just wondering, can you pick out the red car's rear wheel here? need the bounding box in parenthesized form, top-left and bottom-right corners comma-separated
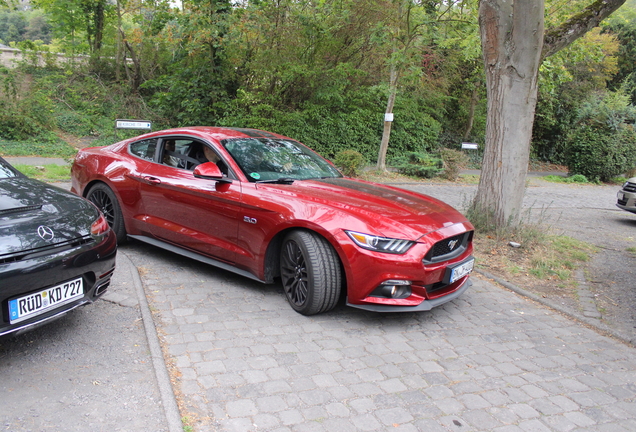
(86, 183, 127, 244)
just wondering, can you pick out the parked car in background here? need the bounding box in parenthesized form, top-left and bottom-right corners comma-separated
(71, 127, 474, 315)
(617, 177, 636, 214)
(0, 157, 117, 337)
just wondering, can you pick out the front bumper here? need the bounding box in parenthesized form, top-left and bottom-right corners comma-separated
(617, 189, 636, 214)
(0, 230, 117, 337)
(338, 224, 474, 311)
(347, 277, 472, 312)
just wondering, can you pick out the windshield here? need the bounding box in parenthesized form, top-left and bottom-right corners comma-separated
(0, 158, 20, 179)
(223, 138, 342, 182)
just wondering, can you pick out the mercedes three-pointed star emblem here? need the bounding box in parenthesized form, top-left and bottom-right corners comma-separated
(37, 225, 55, 241)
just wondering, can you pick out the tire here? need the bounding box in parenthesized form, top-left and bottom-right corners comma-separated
(86, 183, 127, 244)
(280, 230, 342, 315)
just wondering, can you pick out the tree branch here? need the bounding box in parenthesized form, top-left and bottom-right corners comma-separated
(542, 0, 627, 59)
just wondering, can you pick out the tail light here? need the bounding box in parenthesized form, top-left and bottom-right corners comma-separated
(91, 213, 110, 235)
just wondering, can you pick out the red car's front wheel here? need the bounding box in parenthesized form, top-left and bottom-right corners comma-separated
(280, 230, 341, 315)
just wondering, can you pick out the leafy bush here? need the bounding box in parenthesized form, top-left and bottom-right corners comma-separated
(565, 124, 636, 182)
(391, 152, 443, 179)
(564, 90, 636, 182)
(0, 137, 76, 157)
(439, 148, 469, 181)
(56, 111, 95, 136)
(333, 150, 365, 177)
(217, 87, 442, 162)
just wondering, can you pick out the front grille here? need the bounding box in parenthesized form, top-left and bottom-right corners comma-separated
(624, 182, 636, 193)
(0, 236, 93, 265)
(423, 231, 473, 263)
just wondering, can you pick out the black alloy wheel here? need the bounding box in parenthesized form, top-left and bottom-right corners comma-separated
(280, 230, 341, 315)
(86, 183, 127, 243)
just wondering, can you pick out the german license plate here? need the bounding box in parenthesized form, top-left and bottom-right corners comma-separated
(449, 258, 474, 283)
(9, 278, 84, 324)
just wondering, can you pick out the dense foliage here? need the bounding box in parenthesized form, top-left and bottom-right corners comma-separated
(0, 10, 51, 44)
(0, 0, 634, 177)
(564, 91, 636, 181)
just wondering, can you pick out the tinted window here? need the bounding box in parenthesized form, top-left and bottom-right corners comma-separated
(129, 139, 158, 161)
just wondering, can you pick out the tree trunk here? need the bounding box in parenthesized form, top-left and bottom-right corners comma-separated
(474, 0, 544, 227)
(463, 81, 480, 141)
(376, 61, 399, 171)
(115, 0, 122, 82)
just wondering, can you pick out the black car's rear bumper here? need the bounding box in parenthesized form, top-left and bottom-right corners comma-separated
(0, 230, 117, 337)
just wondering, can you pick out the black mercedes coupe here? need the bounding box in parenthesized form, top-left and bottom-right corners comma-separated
(0, 157, 117, 337)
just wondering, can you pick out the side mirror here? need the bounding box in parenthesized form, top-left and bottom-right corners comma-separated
(193, 162, 232, 184)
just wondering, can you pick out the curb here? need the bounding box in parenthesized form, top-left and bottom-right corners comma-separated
(118, 250, 184, 432)
(476, 269, 635, 347)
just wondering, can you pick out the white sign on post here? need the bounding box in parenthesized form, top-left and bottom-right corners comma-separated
(461, 142, 478, 150)
(115, 119, 152, 130)
(384, 113, 394, 122)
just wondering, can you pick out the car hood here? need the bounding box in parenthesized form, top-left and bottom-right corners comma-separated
(0, 178, 98, 255)
(261, 178, 472, 240)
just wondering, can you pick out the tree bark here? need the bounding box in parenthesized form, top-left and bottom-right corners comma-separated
(377, 60, 399, 171)
(542, 0, 627, 59)
(474, 0, 628, 228)
(475, 0, 544, 227)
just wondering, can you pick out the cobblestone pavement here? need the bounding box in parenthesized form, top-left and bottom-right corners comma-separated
(23, 165, 636, 431)
(124, 189, 636, 432)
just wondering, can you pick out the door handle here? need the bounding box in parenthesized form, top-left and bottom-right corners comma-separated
(143, 176, 162, 185)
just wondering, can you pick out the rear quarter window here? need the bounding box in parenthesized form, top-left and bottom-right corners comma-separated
(129, 139, 158, 161)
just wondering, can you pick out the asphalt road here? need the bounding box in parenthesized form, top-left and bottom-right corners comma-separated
(0, 253, 171, 432)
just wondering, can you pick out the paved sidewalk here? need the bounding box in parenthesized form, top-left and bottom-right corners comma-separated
(3, 156, 69, 166)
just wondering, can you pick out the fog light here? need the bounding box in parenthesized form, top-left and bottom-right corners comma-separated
(372, 280, 412, 299)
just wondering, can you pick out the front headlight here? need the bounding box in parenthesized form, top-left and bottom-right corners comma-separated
(345, 231, 415, 254)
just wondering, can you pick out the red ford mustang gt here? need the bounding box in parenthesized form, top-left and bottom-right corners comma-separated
(71, 127, 474, 315)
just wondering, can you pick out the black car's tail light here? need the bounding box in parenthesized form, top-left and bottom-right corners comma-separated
(91, 214, 110, 235)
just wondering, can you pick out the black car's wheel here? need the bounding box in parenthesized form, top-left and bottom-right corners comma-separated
(86, 183, 127, 244)
(280, 230, 341, 315)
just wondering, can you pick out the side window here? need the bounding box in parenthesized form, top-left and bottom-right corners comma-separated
(159, 137, 230, 176)
(161, 139, 198, 169)
(129, 139, 158, 161)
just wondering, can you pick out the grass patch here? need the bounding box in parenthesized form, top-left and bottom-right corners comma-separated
(542, 174, 594, 184)
(13, 164, 71, 181)
(467, 202, 598, 298)
(0, 139, 77, 158)
(474, 231, 597, 296)
(627, 247, 636, 255)
(359, 169, 479, 184)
